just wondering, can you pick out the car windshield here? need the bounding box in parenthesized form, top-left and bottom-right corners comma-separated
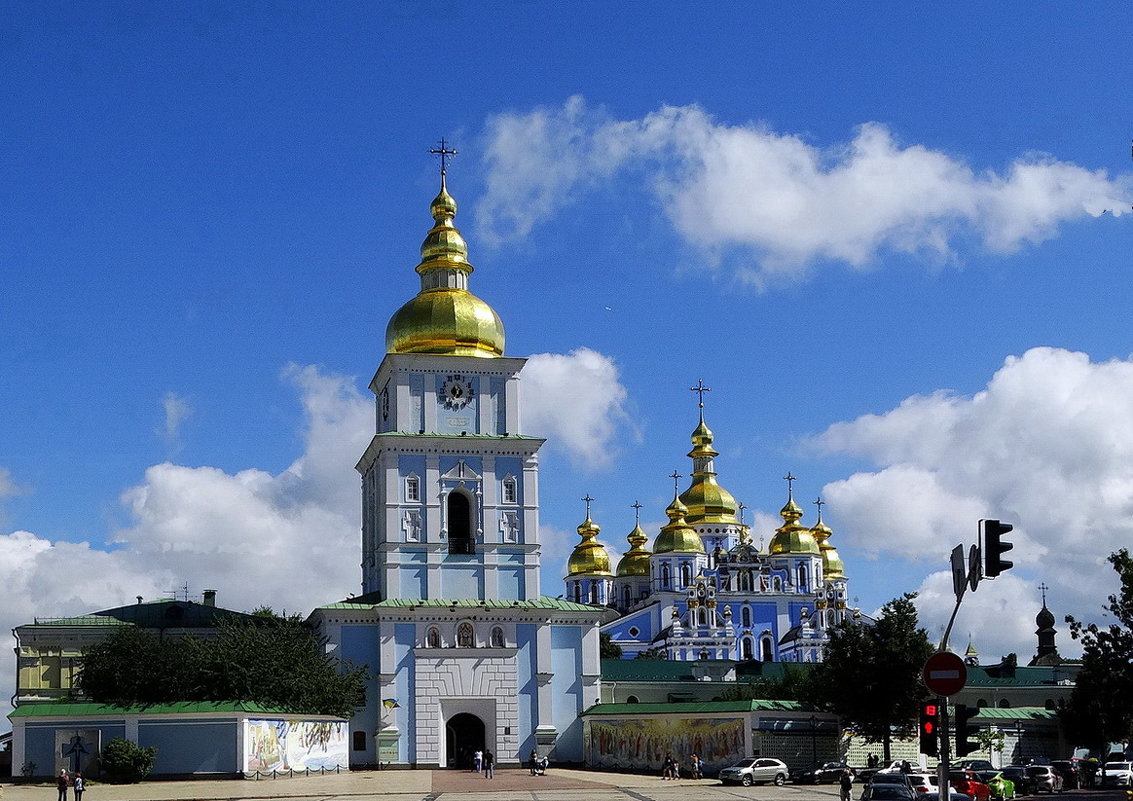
(868, 787, 912, 799)
(1105, 763, 1130, 771)
(730, 760, 757, 768)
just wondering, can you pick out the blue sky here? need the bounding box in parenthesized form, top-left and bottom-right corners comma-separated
(3, 2, 1132, 711)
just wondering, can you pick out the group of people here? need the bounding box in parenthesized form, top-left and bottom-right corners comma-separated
(661, 753, 704, 780)
(470, 748, 495, 778)
(56, 770, 85, 801)
(529, 748, 549, 775)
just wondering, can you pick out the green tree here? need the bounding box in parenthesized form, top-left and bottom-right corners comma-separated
(1061, 549, 1133, 752)
(599, 632, 623, 659)
(78, 617, 367, 717)
(99, 737, 158, 783)
(813, 594, 934, 763)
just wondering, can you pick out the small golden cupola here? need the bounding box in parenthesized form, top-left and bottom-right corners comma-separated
(616, 502, 653, 577)
(768, 474, 820, 555)
(810, 497, 845, 579)
(679, 380, 739, 525)
(385, 154, 505, 358)
(654, 491, 706, 554)
(566, 496, 612, 576)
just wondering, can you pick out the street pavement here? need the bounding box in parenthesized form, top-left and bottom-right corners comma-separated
(0, 768, 842, 801)
(0, 772, 1119, 801)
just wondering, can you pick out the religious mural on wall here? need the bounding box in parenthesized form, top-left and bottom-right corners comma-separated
(585, 716, 746, 772)
(244, 719, 348, 773)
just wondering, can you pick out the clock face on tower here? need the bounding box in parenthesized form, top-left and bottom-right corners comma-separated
(441, 374, 474, 410)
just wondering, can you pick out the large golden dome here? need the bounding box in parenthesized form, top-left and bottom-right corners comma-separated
(654, 494, 705, 554)
(567, 514, 612, 576)
(385, 176, 505, 357)
(679, 409, 739, 525)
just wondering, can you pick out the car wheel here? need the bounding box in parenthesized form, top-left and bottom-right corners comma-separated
(775, 773, 786, 786)
(742, 775, 753, 787)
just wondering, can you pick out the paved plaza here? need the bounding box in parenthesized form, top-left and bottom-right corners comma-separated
(1, 768, 846, 801)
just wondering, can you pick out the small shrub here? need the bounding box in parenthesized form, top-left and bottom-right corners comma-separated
(99, 737, 157, 783)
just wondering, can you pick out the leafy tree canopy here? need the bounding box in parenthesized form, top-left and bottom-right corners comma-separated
(599, 631, 623, 659)
(1061, 549, 1133, 750)
(77, 616, 367, 718)
(812, 594, 934, 762)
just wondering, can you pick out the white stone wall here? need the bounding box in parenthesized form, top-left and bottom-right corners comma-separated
(413, 653, 519, 765)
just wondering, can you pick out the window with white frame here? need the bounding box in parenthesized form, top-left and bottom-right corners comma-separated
(405, 474, 420, 502)
(502, 475, 517, 504)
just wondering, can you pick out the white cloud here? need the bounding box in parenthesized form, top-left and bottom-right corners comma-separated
(477, 98, 1132, 283)
(158, 392, 193, 453)
(811, 346, 1133, 658)
(523, 347, 633, 469)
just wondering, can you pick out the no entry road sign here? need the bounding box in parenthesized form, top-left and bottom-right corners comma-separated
(923, 651, 967, 696)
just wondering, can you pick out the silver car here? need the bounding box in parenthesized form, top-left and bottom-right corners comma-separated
(719, 757, 790, 786)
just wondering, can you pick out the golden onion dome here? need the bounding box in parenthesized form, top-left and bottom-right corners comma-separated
(810, 508, 845, 579)
(768, 491, 820, 555)
(616, 523, 652, 577)
(385, 175, 505, 357)
(654, 494, 706, 554)
(680, 410, 739, 525)
(566, 514, 612, 576)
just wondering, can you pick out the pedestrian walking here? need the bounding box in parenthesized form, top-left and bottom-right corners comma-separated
(529, 747, 539, 775)
(840, 768, 854, 801)
(72, 773, 84, 801)
(473, 748, 483, 773)
(484, 749, 494, 778)
(56, 770, 69, 801)
(662, 754, 674, 779)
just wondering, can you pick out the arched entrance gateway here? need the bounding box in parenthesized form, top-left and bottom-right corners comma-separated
(445, 713, 485, 769)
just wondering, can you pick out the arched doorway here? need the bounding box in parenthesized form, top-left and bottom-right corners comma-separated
(445, 712, 485, 769)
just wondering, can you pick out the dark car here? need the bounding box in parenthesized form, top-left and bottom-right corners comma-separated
(862, 784, 917, 801)
(870, 773, 916, 791)
(1050, 760, 1081, 789)
(796, 762, 855, 784)
(1001, 766, 1037, 795)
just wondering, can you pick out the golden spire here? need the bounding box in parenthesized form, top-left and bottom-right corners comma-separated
(616, 500, 653, 577)
(679, 380, 739, 525)
(566, 494, 613, 576)
(768, 472, 820, 555)
(385, 140, 505, 357)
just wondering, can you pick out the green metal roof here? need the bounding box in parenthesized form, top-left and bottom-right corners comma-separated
(583, 699, 803, 716)
(965, 665, 1078, 687)
(964, 706, 1057, 721)
(8, 700, 325, 718)
(316, 595, 603, 612)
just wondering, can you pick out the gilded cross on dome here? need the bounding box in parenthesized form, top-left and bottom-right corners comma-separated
(428, 138, 459, 176)
(689, 378, 712, 408)
(783, 472, 797, 497)
(814, 496, 825, 519)
(582, 493, 594, 519)
(669, 470, 682, 493)
(631, 500, 643, 525)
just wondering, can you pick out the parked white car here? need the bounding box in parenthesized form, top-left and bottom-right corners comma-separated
(1101, 761, 1133, 788)
(719, 757, 790, 786)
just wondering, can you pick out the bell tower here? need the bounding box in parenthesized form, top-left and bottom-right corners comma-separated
(357, 147, 545, 602)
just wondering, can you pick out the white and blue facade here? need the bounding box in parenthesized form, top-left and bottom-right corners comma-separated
(309, 175, 610, 769)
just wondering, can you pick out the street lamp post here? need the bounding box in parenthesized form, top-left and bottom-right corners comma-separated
(811, 715, 818, 765)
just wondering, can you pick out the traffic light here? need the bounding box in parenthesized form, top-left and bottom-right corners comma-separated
(981, 518, 1014, 578)
(919, 701, 940, 757)
(955, 703, 979, 757)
